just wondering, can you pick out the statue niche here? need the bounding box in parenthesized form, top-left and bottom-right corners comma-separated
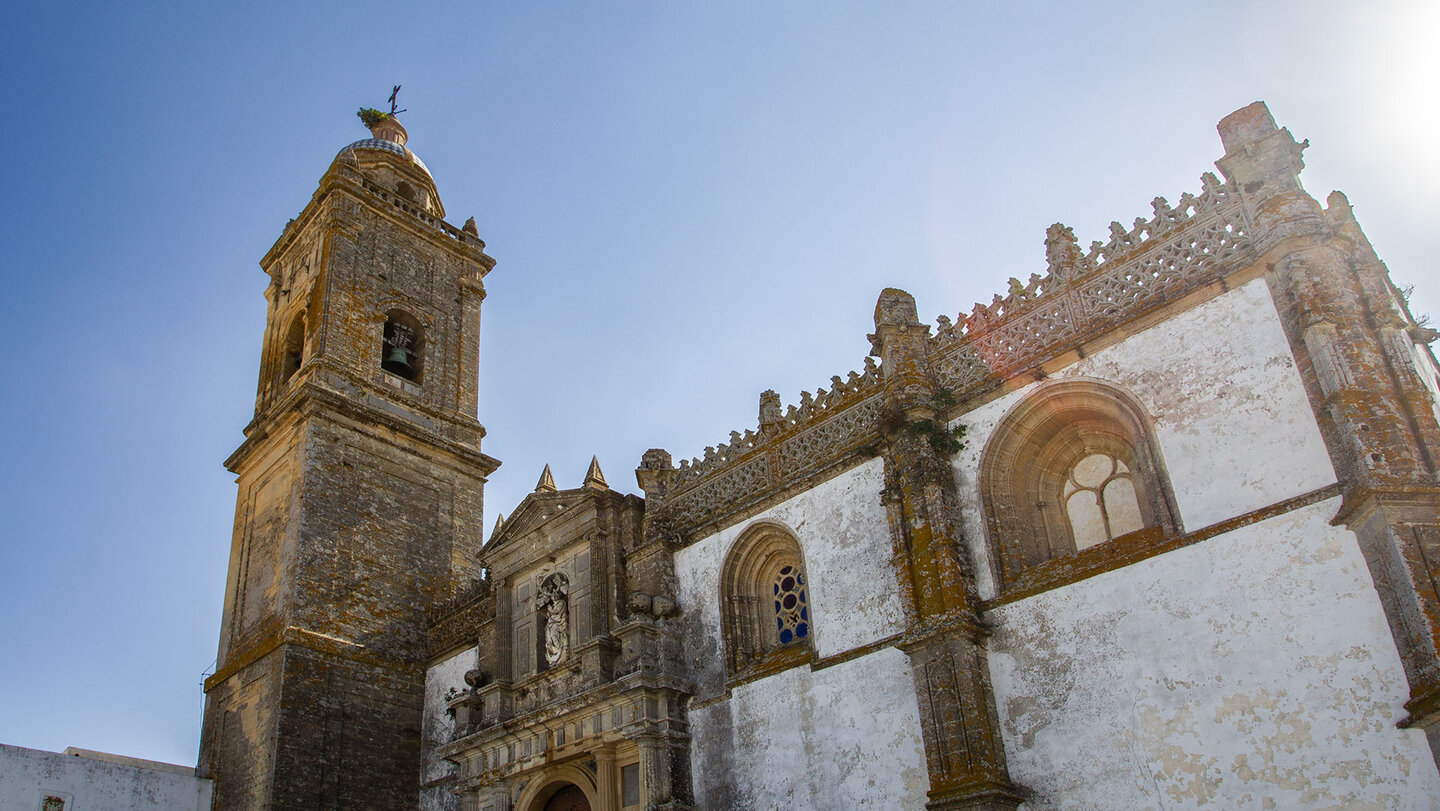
(536, 573, 570, 668)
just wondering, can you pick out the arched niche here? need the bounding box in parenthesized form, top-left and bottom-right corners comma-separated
(979, 378, 1180, 591)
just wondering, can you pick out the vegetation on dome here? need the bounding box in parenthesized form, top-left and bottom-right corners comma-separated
(357, 107, 392, 128)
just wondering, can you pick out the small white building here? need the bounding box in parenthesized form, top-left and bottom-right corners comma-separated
(0, 744, 211, 811)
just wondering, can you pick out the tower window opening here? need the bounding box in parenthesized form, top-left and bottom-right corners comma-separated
(381, 310, 424, 382)
(280, 312, 305, 384)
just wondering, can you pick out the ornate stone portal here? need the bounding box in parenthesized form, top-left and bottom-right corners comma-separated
(434, 462, 693, 811)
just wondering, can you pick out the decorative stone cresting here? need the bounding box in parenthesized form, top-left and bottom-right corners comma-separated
(662, 173, 1256, 540)
(932, 173, 1253, 392)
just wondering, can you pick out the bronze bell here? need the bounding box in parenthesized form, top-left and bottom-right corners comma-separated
(382, 346, 414, 378)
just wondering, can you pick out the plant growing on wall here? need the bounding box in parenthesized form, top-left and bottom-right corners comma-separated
(357, 107, 391, 129)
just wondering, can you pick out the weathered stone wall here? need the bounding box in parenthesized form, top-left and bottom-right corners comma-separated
(675, 458, 922, 805)
(0, 744, 212, 810)
(422, 646, 477, 811)
(949, 278, 1440, 805)
(202, 123, 499, 810)
(197, 647, 282, 807)
(258, 648, 425, 809)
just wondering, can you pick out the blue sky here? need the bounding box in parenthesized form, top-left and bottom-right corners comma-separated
(1, 2, 1436, 767)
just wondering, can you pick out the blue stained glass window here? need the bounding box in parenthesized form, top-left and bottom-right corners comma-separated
(771, 564, 810, 648)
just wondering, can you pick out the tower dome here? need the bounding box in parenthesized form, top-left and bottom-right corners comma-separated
(337, 114, 432, 177)
(335, 113, 443, 217)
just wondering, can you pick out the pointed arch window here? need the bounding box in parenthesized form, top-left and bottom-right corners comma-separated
(980, 379, 1180, 592)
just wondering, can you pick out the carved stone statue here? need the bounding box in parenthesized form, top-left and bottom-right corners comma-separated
(537, 573, 570, 666)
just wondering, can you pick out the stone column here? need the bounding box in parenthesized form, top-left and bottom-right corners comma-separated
(1218, 102, 1440, 754)
(872, 289, 1023, 810)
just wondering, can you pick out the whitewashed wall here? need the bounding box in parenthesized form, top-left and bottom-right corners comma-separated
(990, 498, 1440, 808)
(0, 744, 211, 810)
(675, 457, 924, 807)
(421, 646, 478, 811)
(946, 279, 1440, 805)
(952, 278, 1338, 599)
(675, 457, 904, 697)
(689, 647, 927, 810)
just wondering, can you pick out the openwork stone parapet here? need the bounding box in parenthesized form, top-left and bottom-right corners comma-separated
(661, 174, 1258, 540)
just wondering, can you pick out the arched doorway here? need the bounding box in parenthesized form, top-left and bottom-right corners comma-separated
(543, 783, 590, 811)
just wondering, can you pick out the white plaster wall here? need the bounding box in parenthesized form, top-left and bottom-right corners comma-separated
(952, 278, 1337, 599)
(689, 647, 928, 810)
(421, 646, 478, 811)
(0, 744, 211, 810)
(674, 457, 903, 697)
(988, 497, 1440, 809)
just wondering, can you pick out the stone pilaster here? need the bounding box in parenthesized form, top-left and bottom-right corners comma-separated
(871, 289, 1023, 810)
(594, 746, 619, 811)
(634, 731, 691, 811)
(1218, 102, 1440, 746)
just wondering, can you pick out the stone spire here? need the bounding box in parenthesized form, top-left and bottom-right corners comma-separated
(492, 512, 505, 535)
(582, 456, 609, 490)
(535, 464, 557, 492)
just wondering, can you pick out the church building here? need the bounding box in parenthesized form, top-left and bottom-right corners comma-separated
(198, 102, 1440, 809)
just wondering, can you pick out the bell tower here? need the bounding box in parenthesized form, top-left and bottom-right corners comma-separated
(198, 110, 500, 809)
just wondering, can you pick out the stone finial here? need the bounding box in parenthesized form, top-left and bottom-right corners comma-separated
(462, 217, 479, 236)
(639, 449, 673, 470)
(535, 464, 558, 492)
(874, 288, 920, 328)
(635, 449, 675, 495)
(1325, 191, 1354, 221)
(759, 389, 782, 431)
(492, 512, 505, 534)
(1044, 222, 1085, 282)
(582, 456, 609, 490)
(1217, 101, 1275, 156)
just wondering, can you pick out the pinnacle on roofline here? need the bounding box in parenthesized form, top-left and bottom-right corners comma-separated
(583, 456, 608, 491)
(535, 464, 557, 493)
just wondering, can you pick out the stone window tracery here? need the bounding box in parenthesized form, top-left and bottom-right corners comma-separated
(980, 379, 1179, 591)
(721, 523, 814, 680)
(1063, 451, 1143, 549)
(771, 564, 809, 644)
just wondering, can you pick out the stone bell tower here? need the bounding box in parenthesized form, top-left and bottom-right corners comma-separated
(198, 111, 500, 809)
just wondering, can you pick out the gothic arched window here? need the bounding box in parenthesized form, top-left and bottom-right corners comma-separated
(381, 309, 424, 382)
(980, 379, 1179, 591)
(720, 523, 814, 682)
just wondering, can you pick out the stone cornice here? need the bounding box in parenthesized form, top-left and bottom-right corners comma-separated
(226, 365, 499, 477)
(260, 158, 494, 273)
(204, 623, 420, 692)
